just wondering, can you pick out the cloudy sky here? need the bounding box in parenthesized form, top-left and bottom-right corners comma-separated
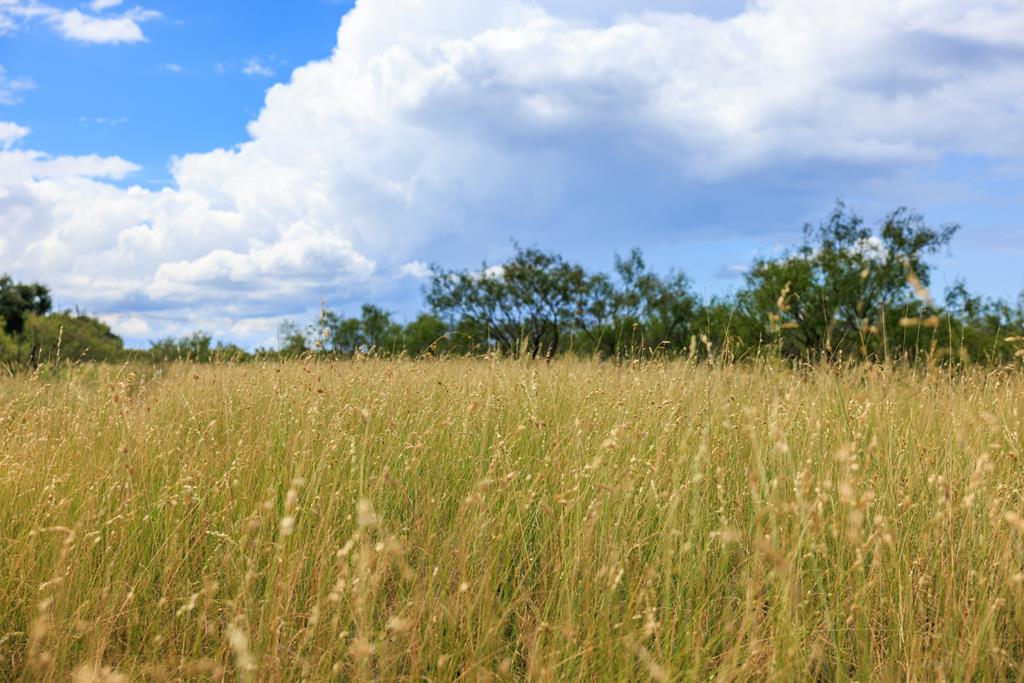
(1, 0, 1023, 348)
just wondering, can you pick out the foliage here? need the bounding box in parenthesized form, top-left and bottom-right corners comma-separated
(0, 322, 17, 369)
(0, 274, 52, 336)
(3, 203, 1024, 367)
(941, 284, 1024, 364)
(733, 203, 959, 361)
(22, 312, 125, 364)
(148, 332, 250, 362)
(427, 245, 599, 358)
(271, 320, 310, 356)
(149, 331, 213, 362)
(397, 313, 450, 356)
(573, 249, 699, 357)
(322, 305, 404, 354)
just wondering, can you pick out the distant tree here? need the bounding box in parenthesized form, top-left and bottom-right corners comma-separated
(323, 305, 403, 354)
(0, 275, 52, 336)
(23, 312, 124, 364)
(0, 322, 18, 368)
(358, 305, 403, 351)
(147, 331, 249, 362)
(278, 320, 309, 356)
(734, 202, 959, 360)
(427, 245, 599, 358)
(148, 337, 182, 361)
(575, 249, 698, 356)
(211, 342, 250, 361)
(179, 332, 213, 360)
(323, 313, 361, 354)
(943, 282, 1024, 363)
(150, 331, 214, 361)
(401, 313, 449, 356)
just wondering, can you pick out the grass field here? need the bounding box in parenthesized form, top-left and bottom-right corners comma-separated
(2, 359, 1024, 681)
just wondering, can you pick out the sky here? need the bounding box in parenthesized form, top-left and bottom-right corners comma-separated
(1, 0, 1023, 349)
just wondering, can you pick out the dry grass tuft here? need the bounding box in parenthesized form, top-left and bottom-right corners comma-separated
(1, 358, 1023, 679)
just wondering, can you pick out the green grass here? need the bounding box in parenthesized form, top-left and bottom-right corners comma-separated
(2, 358, 1024, 680)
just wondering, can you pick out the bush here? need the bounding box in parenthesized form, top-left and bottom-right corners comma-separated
(22, 312, 124, 364)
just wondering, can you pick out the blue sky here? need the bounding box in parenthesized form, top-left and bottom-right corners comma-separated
(1, 1, 350, 185)
(1, 0, 1023, 348)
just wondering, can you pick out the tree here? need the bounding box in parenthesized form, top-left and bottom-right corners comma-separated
(943, 283, 1024, 363)
(0, 322, 17, 368)
(149, 332, 213, 361)
(23, 312, 124, 364)
(426, 245, 599, 358)
(323, 313, 361, 354)
(358, 305, 403, 351)
(277, 320, 309, 356)
(734, 202, 959, 360)
(574, 249, 698, 356)
(401, 313, 450, 356)
(148, 332, 249, 362)
(0, 275, 52, 336)
(321, 305, 402, 354)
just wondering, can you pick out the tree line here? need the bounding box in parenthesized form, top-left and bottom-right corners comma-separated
(3, 202, 1023, 370)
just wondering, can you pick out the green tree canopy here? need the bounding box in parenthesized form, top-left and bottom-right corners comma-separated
(0, 274, 52, 336)
(735, 202, 959, 360)
(148, 332, 248, 362)
(573, 249, 698, 356)
(427, 245, 600, 358)
(322, 305, 403, 354)
(400, 313, 450, 356)
(23, 312, 124, 364)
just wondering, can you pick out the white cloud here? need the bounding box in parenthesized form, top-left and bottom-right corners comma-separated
(231, 317, 280, 337)
(0, 121, 29, 149)
(242, 58, 274, 77)
(0, 1, 159, 44)
(0, 147, 138, 180)
(53, 8, 157, 44)
(717, 263, 750, 279)
(0, 0, 52, 33)
(89, 0, 124, 11)
(149, 223, 375, 301)
(162, 63, 183, 73)
(1, 0, 1023, 345)
(79, 116, 128, 126)
(0, 66, 34, 105)
(399, 261, 432, 279)
(99, 313, 149, 337)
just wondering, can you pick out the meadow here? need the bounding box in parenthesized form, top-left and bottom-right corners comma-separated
(2, 358, 1024, 681)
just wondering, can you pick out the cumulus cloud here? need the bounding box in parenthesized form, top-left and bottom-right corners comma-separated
(0, 1, 159, 44)
(0, 121, 29, 149)
(0, 0, 50, 34)
(53, 7, 158, 44)
(1, 0, 1023, 345)
(99, 313, 149, 337)
(0, 66, 34, 105)
(0, 145, 138, 179)
(79, 116, 128, 126)
(717, 263, 750, 279)
(89, 0, 124, 11)
(150, 223, 375, 301)
(399, 261, 432, 279)
(241, 58, 275, 77)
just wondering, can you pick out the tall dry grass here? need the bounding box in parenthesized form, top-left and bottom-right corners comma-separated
(1, 358, 1023, 680)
